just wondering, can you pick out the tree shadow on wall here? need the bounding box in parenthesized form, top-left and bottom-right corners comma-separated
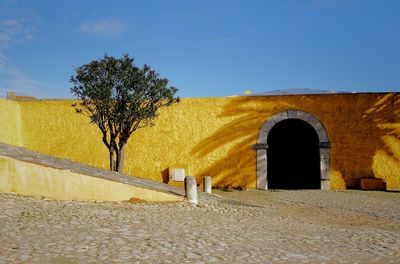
(319, 92, 400, 188)
(190, 93, 400, 189)
(190, 97, 294, 188)
(362, 93, 400, 189)
(161, 168, 169, 184)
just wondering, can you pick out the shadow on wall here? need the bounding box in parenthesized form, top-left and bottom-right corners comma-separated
(319, 94, 391, 189)
(363, 93, 400, 190)
(190, 97, 294, 189)
(161, 168, 169, 184)
(190, 93, 400, 190)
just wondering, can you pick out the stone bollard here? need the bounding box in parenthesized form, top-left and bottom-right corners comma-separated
(184, 176, 198, 204)
(203, 176, 212, 194)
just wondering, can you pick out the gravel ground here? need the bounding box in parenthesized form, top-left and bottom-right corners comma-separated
(1, 190, 399, 263)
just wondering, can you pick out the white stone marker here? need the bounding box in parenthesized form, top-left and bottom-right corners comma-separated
(184, 176, 198, 205)
(203, 176, 212, 194)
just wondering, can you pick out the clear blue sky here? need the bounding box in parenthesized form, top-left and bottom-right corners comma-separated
(0, 0, 399, 98)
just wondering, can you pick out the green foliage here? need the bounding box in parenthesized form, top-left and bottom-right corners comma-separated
(70, 54, 179, 171)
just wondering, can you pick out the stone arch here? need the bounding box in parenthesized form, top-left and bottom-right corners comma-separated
(254, 110, 330, 190)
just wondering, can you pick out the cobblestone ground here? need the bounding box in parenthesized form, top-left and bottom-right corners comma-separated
(1, 190, 400, 263)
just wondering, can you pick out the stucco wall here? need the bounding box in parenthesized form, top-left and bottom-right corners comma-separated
(2, 93, 400, 190)
(0, 99, 23, 147)
(0, 156, 180, 202)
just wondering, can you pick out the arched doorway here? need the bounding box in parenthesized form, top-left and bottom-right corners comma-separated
(267, 119, 320, 189)
(254, 110, 330, 190)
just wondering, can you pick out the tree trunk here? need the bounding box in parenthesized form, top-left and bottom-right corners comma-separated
(117, 143, 126, 173)
(109, 147, 116, 171)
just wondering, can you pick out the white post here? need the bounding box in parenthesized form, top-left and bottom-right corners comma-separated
(203, 176, 212, 194)
(184, 176, 198, 204)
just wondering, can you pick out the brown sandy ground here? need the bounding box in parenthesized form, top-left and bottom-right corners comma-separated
(0, 190, 399, 263)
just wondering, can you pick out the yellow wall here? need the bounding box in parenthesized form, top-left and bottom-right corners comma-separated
(2, 93, 400, 191)
(0, 99, 23, 147)
(0, 156, 181, 202)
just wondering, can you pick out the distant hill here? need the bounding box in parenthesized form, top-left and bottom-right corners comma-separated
(252, 88, 354, 96)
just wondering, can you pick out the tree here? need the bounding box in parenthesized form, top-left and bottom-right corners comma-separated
(70, 54, 179, 173)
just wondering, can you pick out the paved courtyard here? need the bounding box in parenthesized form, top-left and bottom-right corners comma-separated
(1, 190, 399, 263)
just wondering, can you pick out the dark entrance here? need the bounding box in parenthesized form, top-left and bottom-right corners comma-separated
(267, 119, 321, 189)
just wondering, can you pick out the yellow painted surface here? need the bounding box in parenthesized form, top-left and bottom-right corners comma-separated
(0, 99, 23, 147)
(1, 93, 399, 190)
(0, 156, 181, 202)
(329, 170, 346, 190)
